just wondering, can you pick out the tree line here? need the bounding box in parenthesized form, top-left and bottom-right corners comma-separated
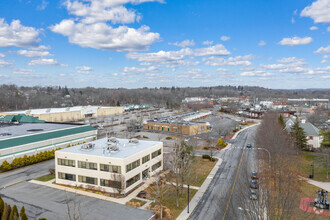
(0, 195, 28, 220)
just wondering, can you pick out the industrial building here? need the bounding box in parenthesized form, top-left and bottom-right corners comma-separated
(0, 123, 97, 164)
(143, 111, 211, 135)
(55, 137, 163, 195)
(0, 105, 123, 122)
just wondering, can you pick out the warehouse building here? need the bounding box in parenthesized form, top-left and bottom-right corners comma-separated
(143, 111, 211, 135)
(55, 137, 163, 195)
(0, 105, 123, 122)
(0, 123, 97, 164)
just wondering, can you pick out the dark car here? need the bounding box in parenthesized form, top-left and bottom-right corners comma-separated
(246, 143, 252, 148)
(251, 171, 258, 179)
(250, 179, 259, 189)
(250, 189, 258, 200)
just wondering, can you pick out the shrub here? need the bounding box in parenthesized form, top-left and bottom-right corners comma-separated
(202, 154, 211, 160)
(0, 160, 12, 171)
(165, 137, 172, 140)
(216, 138, 228, 147)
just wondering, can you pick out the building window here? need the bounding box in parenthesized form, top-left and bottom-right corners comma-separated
(126, 174, 140, 188)
(151, 149, 162, 159)
(151, 126, 153, 130)
(201, 126, 205, 131)
(126, 159, 140, 173)
(100, 164, 121, 174)
(152, 161, 162, 171)
(309, 136, 313, 140)
(100, 179, 122, 189)
(58, 158, 75, 167)
(142, 155, 150, 164)
(78, 175, 98, 185)
(58, 172, 76, 181)
(78, 161, 97, 170)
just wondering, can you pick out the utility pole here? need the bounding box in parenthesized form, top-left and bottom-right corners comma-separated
(187, 184, 190, 213)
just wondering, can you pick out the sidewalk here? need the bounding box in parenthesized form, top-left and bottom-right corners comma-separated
(176, 157, 223, 220)
(306, 179, 330, 192)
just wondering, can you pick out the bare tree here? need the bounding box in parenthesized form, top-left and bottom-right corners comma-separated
(150, 173, 169, 220)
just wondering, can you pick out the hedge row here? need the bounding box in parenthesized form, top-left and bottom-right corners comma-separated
(0, 142, 85, 172)
(0, 195, 28, 220)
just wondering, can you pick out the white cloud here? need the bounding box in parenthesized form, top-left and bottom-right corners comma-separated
(177, 68, 210, 79)
(220, 36, 230, 41)
(204, 54, 255, 66)
(258, 40, 266, 46)
(37, 0, 48, 11)
(314, 46, 330, 54)
(0, 53, 5, 58)
(301, 0, 330, 24)
(321, 60, 327, 64)
(115, 66, 159, 76)
(17, 50, 53, 58)
(240, 71, 274, 77)
(51, 20, 160, 51)
(216, 68, 229, 73)
(277, 57, 304, 63)
(324, 55, 329, 59)
(202, 40, 213, 45)
(305, 66, 330, 75)
(0, 18, 40, 48)
(169, 40, 195, 48)
(321, 75, 330, 79)
(194, 44, 230, 56)
(328, 26, 330, 32)
(310, 26, 318, 30)
(240, 66, 255, 71)
(75, 65, 93, 74)
(12, 68, 34, 75)
(0, 59, 13, 67)
(28, 58, 58, 66)
(279, 66, 306, 73)
(278, 36, 312, 46)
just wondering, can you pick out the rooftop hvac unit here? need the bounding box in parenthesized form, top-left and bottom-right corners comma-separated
(108, 137, 118, 143)
(129, 138, 139, 144)
(81, 143, 94, 150)
(107, 143, 119, 151)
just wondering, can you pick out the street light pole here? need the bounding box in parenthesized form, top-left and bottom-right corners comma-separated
(187, 184, 190, 213)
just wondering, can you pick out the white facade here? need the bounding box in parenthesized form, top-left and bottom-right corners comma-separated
(55, 138, 163, 195)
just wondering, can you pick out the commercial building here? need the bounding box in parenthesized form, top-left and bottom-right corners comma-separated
(0, 105, 123, 122)
(143, 111, 211, 135)
(0, 123, 97, 164)
(55, 137, 163, 195)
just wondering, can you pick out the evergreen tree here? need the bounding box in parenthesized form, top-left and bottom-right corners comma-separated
(1, 203, 9, 220)
(0, 161, 12, 171)
(320, 130, 330, 148)
(20, 213, 27, 220)
(19, 207, 25, 218)
(278, 114, 285, 128)
(0, 196, 4, 217)
(10, 205, 18, 220)
(290, 118, 308, 150)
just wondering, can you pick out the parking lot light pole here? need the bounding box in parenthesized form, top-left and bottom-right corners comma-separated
(187, 184, 190, 213)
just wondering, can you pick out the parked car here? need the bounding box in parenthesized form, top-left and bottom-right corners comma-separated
(250, 179, 259, 189)
(251, 171, 258, 179)
(250, 189, 258, 200)
(246, 143, 252, 148)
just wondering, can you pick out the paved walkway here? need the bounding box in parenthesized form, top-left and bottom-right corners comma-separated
(306, 178, 330, 192)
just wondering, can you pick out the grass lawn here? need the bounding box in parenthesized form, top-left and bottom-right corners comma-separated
(126, 198, 147, 208)
(185, 156, 218, 187)
(298, 154, 329, 182)
(145, 186, 197, 219)
(35, 174, 55, 182)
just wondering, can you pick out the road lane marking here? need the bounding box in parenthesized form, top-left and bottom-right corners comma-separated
(222, 135, 249, 220)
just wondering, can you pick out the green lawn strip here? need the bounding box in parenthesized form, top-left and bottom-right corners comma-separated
(34, 174, 55, 182)
(162, 188, 197, 219)
(185, 157, 218, 187)
(298, 154, 329, 182)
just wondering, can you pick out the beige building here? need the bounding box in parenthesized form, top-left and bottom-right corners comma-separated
(0, 106, 123, 122)
(55, 138, 163, 195)
(143, 121, 209, 135)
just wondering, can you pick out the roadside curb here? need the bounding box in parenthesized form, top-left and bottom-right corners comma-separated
(231, 123, 260, 140)
(176, 156, 224, 220)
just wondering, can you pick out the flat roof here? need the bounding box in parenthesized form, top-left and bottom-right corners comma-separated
(0, 124, 96, 149)
(0, 123, 80, 140)
(58, 138, 162, 159)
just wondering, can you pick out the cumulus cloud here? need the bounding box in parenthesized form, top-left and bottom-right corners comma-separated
(278, 36, 312, 46)
(321, 60, 327, 64)
(51, 0, 162, 51)
(28, 58, 58, 66)
(277, 57, 304, 63)
(17, 50, 53, 58)
(169, 40, 195, 48)
(177, 68, 211, 79)
(301, 0, 330, 24)
(258, 40, 266, 46)
(51, 19, 160, 51)
(240, 71, 274, 77)
(204, 54, 255, 66)
(12, 68, 35, 75)
(216, 68, 229, 73)
(0, 18, 40, 48)
(0, 53, 5, 58)
(220, 36, 230, 41)
(0, 59, 13, 67)
(202, 40, 213, 45)
(114, 66, 159, 76)
(314, 45, 330, 54)
(310, 26, 318, 30)
(75, 65, 93, 74)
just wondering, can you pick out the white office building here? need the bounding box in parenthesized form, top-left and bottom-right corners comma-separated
(55, 137, 163, 195)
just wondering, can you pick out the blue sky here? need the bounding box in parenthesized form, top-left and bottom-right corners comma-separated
(0, 0, 329, 89)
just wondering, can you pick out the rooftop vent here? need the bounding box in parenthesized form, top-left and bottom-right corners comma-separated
(108, 137, 118, 143)
(81, 143, 95, 151)
(129, 138, 139, 144)
(107, 143, 119, 151)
